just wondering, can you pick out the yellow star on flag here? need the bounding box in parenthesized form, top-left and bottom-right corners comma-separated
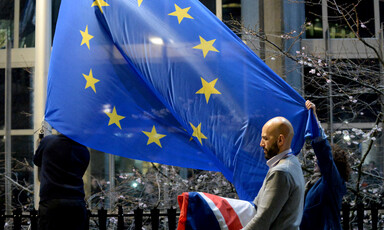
(190, 122, 207, 145)
(196, 77, 221, 103)
(91, 0, 109, 13)
(142, 125, 166, 147)
(80, 25, 94, 50)
(193, 36, 219, 58)
(138, 0, 143, 7)
(168, 4, 194, 24)
(105, 107, 125, 129)
(82, 69, 100, 93)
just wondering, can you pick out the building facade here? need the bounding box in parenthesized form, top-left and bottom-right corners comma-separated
(0, 0, 382, 212)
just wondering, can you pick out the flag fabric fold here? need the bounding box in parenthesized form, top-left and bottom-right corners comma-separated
(45, 0, 314, 201)
(177, 192, 256, 230)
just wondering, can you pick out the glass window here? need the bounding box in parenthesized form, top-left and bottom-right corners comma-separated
(89, 149, 110, 209)
(328, 0, 374, 38)
(0, 68, 30, 130)
(0, 1, 14, 49)
(304, 59, 381, 123)
(380, 0, 384, 27)
(333, 128, 383, 187)
(52, 0, 61, 43)
(19, 0, 35, 48)
(10, 135, 34, 209)
(115, 156, 136, 176)
(305, 0, 323, 39)
(331, 59, 380, 122)
(199, 0, 216, 15)
(222, 0, 241, 22)
(303, 66, 329, 121)
(12, 68, 33, 129)
(18, 0, 62, 47)
(0, 69, 4, 129)
(222, 0, 241, 37)
(0, 135, 4, 210)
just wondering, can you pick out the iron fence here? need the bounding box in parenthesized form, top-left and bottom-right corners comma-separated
(1, 203, 383, 230)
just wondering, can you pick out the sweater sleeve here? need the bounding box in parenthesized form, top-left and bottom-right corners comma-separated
(312, 138, 343, 186)
(242, 170, 291, 230)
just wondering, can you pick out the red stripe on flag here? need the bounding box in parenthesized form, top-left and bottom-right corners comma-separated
(203, 193, 243, 229)
(177, 192, 189, 230)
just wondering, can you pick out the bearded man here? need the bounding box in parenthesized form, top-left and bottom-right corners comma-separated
(242, 117, 305, 230)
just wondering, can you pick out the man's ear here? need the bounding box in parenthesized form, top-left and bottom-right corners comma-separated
(278, 134, 285, 146)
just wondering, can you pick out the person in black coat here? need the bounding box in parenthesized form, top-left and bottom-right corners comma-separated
(34, 134, 90, 230)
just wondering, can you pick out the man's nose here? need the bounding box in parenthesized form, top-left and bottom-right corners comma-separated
(260, 140, 264, 147)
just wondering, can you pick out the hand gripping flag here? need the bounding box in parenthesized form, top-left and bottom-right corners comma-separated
(177, 192, 256, 230)
(45, 0, 317, 201)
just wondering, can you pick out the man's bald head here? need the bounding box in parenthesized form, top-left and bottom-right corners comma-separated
(260, 117, 294, 159)
(265, 117, 294, 143)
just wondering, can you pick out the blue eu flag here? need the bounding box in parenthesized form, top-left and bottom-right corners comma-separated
(46, 0, 316, 201)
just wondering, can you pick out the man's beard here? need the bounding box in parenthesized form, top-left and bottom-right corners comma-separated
(264, 141, 279, 160)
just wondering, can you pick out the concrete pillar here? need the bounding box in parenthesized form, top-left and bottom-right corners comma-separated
(263, 0, 284, 78)
(33, 0, 52, 209)
(283, 1, 305, 94)
(241, 0, 262, 57)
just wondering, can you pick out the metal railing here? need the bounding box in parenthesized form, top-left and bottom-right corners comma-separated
(1, 203, 383, 230)
(0, 206, 177, 230)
